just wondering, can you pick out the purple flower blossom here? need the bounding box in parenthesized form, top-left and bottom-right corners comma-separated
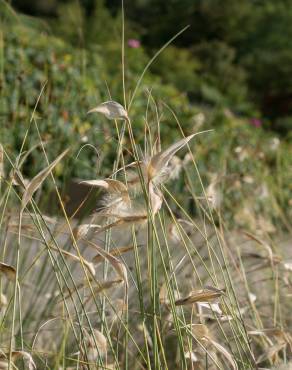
(127, 39, 141, 48)
(250, 118, 262, 127)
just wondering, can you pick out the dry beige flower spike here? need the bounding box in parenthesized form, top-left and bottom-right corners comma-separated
(88, 100, 128, 120)
(73, 223, 101, 240)
(80, 178, 131, 218)
(21, 149, 69, 212)
(49, 246, 95, 276)
(192, 324, 238, 370)
(88, 241, 128, 283)
(92, 244, 137, 263)
(81, 178, 154, 234)
(0, 293, 7, 309)
(147, 133, 197, 183)
(175, 286, 224, 306)
(0, 351, 36, 370)
(0, 262, 16, 281)
(80, 131, 211, 233)
(128, 130, 212, 186)
(83, 328, 107, 362)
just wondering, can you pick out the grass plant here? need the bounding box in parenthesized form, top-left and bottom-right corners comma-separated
(0, 3, 291, 369)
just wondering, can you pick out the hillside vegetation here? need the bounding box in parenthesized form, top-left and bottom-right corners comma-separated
(1, 2, 291, 229)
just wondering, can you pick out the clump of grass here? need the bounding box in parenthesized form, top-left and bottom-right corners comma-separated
(0, 10, 291, 370)
(1, 92, 291, 369)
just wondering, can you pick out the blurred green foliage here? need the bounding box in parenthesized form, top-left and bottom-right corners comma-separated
(0, 1, 291, 229)
(0, 1, 198, 180)
(10, 0, 292, 132)
(115, 0, 292, 131)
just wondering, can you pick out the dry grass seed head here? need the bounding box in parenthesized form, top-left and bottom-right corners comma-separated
(21, 149, 69, 212)
(49, 246, 96, 277)
(175, 286, 224, 306)
(0, 351, 36, 370)
(74, 224, 101, 240)
(84, 328, 107, 363)
(0, 262, 16, 281)
(92, 245, 137, 264)
(0, 293, 7, 309)
(87, 101, 128, 121)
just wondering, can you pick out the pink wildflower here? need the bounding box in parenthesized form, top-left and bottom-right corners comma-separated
(250, 118, 262, 127)
(127, 39, 141, 48)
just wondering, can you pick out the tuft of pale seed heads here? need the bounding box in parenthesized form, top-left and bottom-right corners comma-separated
(88, 101, 128, 121)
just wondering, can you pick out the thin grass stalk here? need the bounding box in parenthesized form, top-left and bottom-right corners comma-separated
(17, 284, 24, 352)
(131, 226, 145, 317)
(33, 208, 112, 369)
(161, 187, 249, 366)
(235, 245, 268, 354)
(7, 83, 47, 368)
(123, 116, 157, 366)
(147, 200, 160, 369)
(2, 156, 87, 354)
(80, 240, 149, 365)
(178, 318, 223, 369)
(156, 212, 190, 369)
(32, 120, 120, 367)
(8, 246, 20, 370)
(164, 105, 255, 366)
(128, 26, 190, 110)
(183, 173, 251, 364)
(29, 203, 86, 352)
(142, 320, 152, 370)
(154, 316, 168, 370)
(187, 175, 252, 362)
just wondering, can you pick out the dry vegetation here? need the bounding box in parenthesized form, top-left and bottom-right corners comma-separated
(0, 95, 291, 370)
(0, 7, 291, 366)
